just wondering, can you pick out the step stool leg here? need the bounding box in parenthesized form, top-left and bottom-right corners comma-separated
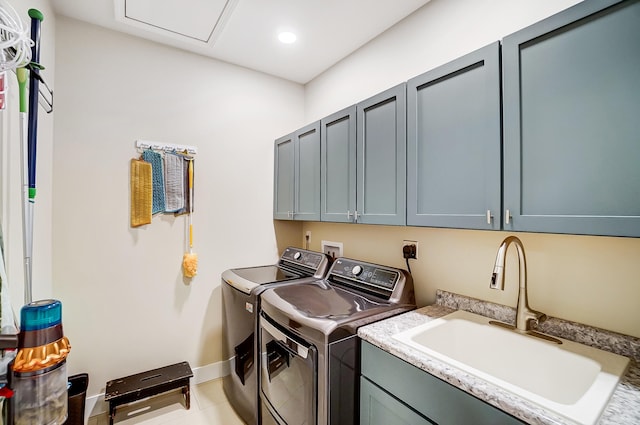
(183, 384, 191, 409)
(109, 402, 116, 425)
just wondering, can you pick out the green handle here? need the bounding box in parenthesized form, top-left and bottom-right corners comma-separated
(28, 9, 44, 22)
(16, 68, 28, 113)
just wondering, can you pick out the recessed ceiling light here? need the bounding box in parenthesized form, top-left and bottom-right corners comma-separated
(278, 31, 297, 44)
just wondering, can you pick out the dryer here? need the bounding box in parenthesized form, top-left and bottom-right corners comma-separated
(222, 247, 331, 425)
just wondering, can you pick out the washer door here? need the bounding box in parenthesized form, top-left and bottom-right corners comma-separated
(260, 313, 317, 425)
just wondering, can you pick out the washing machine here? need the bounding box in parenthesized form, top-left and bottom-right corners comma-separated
(258, 257, 415, 425)
(222, 247, 332, 425)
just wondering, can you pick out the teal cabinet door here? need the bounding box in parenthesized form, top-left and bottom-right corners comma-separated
(321, 106, 357, 223)
(407, 42, 501, 230)
(273, 134, 295, 219)
(294, 122, 321, 221)
(273, 122, 321, 221)
(356, 84, 407, 226)
(360, 378, 432, 425)
(502, 0, 640, 237)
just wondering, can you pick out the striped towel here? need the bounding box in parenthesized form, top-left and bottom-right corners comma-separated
(142, 150, 165, 214)
(164, 152, 185, 213)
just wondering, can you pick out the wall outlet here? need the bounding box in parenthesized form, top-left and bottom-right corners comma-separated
(402, 240, 418, 259)
(321, 240, 343, 259)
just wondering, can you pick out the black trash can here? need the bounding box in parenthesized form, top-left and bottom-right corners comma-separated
(64, 373, 88, 425)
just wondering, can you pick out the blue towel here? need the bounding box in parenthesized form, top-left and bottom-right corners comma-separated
(142, 150, 165, 214)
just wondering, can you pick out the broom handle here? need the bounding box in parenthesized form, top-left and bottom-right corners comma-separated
(27, 9, 43, 201)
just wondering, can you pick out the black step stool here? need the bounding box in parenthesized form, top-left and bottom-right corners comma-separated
(104, 361, 193, 425)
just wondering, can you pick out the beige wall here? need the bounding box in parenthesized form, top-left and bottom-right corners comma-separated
(297, 0, 640, 339)
(53, 17, 305, 396)
(300, 223, 640, 338)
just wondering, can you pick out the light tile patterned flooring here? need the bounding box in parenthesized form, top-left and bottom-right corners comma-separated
(89, 378, 245, 425)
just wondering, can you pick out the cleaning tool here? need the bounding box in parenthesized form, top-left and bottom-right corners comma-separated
(27, 9, 43, 202)
(130, 159, 152, 227)
(182, 159, 197, 277)
(17, 66, 32, 305)
(16, 8, 43, 305)
(10, 300, 71, 425)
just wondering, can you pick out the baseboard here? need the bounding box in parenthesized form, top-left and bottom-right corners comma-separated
(85, 359, 230, 422)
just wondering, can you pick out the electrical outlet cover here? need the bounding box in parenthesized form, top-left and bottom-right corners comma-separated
(321, 240, 343, 258)
(402, 240, 419, 259)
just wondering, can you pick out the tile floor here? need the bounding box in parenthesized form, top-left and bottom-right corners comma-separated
(89, 378, 245, 425)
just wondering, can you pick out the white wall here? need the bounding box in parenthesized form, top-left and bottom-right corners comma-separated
(0, 0, 56, 317)
(53, 17, 305, 396)
(301, 0, 640, 339)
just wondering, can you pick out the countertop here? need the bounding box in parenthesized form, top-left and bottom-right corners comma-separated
(357, 290, 640, 425)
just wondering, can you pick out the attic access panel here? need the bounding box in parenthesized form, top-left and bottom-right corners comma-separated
(123, 0, 230, 42)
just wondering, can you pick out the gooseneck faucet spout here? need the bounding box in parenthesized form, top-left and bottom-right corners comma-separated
(490, 236, 547, 332)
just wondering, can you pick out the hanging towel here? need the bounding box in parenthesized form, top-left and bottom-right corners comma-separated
(142, 149, 166, 214)
(130, 159, 152, 227)
(164, 152, 185, 213)
(174, 156, 193, 216)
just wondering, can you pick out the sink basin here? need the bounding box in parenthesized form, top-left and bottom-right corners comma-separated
(393, 310, 630, 425)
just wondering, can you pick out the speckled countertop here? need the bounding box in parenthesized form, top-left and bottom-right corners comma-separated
(358, 290, 640, 425)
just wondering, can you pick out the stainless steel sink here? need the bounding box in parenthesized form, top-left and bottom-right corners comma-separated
(393, 310, 630, 425)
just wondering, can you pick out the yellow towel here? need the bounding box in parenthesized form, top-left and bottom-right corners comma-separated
(131, 159, 152, 227)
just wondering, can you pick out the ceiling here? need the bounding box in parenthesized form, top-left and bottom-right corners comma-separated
(51, 0, 431, 84)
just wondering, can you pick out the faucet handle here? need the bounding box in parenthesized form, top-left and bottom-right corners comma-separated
(528, 311, 547, 329)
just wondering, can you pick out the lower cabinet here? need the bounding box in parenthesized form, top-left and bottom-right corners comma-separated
(360, 341, 524, 425)
(360, 377, 433, 425)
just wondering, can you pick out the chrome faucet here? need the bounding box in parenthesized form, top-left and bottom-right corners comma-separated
(490, 236, 548, 333)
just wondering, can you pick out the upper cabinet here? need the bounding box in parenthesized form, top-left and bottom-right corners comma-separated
(320, 84, 407, 226)
(273, 134, 294, 220)
(407, 42, 501, 230)
(356, 84, 407, 226)
(273, 122, 321, 221)
(502, 0, 640, 237)
(320, 106, 357, 223)
(275, 0, 639, 237)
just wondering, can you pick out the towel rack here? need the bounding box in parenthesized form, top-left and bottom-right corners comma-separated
(136, 140, 198, 155)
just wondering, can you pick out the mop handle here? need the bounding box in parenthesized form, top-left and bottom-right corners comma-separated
(27, 9, 43, 201)
(188, 160, 194, 249)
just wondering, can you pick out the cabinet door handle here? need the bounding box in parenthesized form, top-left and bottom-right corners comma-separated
(486, 210, 492, 225)
(354, 210, 360, 223)
(505, 209, 511, 225)
(347, 210, 353, 220)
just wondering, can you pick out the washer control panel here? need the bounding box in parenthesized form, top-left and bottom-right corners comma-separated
(330, 258, 400, 291)
(281, 247, 325, 269)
